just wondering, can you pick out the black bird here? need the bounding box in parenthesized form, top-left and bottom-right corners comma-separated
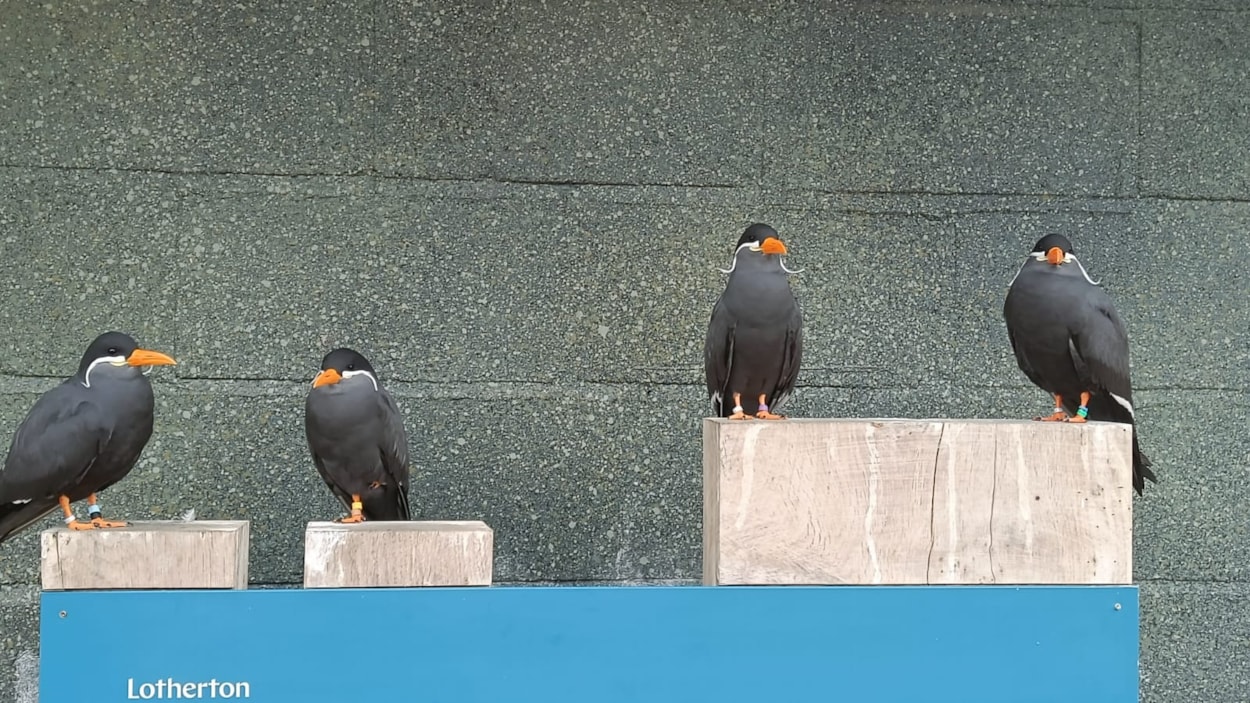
(1003, 233, 1157, 495)
(305, 348, 411, 522)
(704, 223, 804, 420)
(0, 332, 176, 543)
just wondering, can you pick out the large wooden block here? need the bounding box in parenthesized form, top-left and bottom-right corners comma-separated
(40, 520, 250, 590)
(703, 418, 1134, 586)
(303, 520, 494, 588)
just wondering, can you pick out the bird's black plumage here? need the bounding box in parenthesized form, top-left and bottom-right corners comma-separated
(305, 348, 411, 522)
(0, 332, 176, 543)
(704, 223, 804, 419)
(1003, 234, 1156, 495)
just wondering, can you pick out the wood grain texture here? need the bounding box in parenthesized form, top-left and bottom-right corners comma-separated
(704, 418, 1134, 586)
(303, 520, 494, 588)
(40, 520, 250, 591)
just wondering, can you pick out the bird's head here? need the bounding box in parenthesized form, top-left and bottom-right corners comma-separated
(78, 331, 176, 387)
(312, 347, 379, 391)
(1029, 233, 1076, 267)
(1013, 233, 1101, 287)
(735, 222, 788, 257)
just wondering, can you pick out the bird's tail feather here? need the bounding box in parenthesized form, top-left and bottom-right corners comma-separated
(363, 489, 410, 522)
(1132, 431, 1156, 496)
(0, 500, 58, 545)
(1080, 393, 1135, 427)
(1074, 393, 1157, 496)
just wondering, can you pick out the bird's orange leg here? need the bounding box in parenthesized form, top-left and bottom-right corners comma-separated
(1035, 394, 1068, 422)
(1065, 391, 1092, 424)
(755, 394, 785, 420)
(728, 393, 749, 420)
(59, 495, 96, 531)
(336, 495, 365, 524)
(85, 493, 128, 528)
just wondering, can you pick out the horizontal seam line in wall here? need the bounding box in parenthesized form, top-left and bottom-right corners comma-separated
(4, 162, 1250, 205)
(0, 162, 744, 190)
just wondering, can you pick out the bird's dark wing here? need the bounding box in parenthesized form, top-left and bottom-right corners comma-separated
(1005, 324, 1036, 384)
(307, 448, 353, 512)
(1003, 290, 1050, 391)
(377, 389, 411, 520)
(770, 304, 803, 411)
(1067, 296, 1134, 403)
(703, 298, 734, 415)
(0, 386, 110, 502)
(303, 399, 354, 512)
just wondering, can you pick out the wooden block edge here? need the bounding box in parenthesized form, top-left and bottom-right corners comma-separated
(302, 520, 495, 589)
(702, 418, 720, 586)
(700, 417, 1136, 588)
(304, 520, 493, 532)
(37, 521, 252, 592)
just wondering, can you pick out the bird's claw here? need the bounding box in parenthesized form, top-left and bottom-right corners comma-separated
(727, 411, 751, 420)
(336, 514, 366, 524)
(755, 411, 785, 420)
(1064, 416, 1088, 424)
(65, 519, 98, 531)
(90, 517, 128, 528)
(1034, 411, 1068, 422)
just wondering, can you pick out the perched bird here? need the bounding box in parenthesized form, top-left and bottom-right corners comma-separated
(1003, 233, 1157, 495)
(704, 223, 804, 420)
(0, 332, 176, 544)
(304, 348, 411, 522)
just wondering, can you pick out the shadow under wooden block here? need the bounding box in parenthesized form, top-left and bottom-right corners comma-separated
(303, 520, 494, 588)
(40, 520, 250, 590)
(703, 418, 1134, 586)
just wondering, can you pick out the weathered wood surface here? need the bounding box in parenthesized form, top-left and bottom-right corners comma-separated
(303, 520, 494, 588)
(703, 418, 1134, 586)
(40, 520, 250, 590)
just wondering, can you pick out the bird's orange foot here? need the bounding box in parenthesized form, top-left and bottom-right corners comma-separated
(66, 519, 98, 531)
(1066, 394, 1092, 423)
(728, 411, 750, 420)
(336, 497, 366, 523)
(1034, 410, 1068, 422)
(754, 398, 784, 420)
(90, 517, 128, 528)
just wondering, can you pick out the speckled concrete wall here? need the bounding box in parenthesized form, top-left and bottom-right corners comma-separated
(1, 1, 1247, 701)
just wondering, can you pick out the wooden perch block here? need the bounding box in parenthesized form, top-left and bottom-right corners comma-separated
(303, 520, 494, 588)
(703, 418, 1134, 586)
(40, 520, 250, 591)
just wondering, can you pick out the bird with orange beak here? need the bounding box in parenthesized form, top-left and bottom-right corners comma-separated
(305, 348, 410, 523)
(704, 223, 804, 420)
(0, 332, 177, 543)
(1003, 233, 1157, 495)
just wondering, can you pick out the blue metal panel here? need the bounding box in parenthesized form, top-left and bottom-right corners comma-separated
(40, 585, 1138, 703)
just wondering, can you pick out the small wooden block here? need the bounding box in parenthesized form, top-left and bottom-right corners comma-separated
(703, 418, 1134, 586)
(40, 520, 250, 591)
(303, 520, 494, 588)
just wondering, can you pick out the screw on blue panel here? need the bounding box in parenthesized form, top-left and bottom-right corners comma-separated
(1114, 603, 1122, 611)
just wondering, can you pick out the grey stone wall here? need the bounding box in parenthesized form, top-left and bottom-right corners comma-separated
(1, 1, 1247, 701)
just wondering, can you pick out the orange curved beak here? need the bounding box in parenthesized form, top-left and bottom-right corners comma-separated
(760, 237, 788, 256)
(1045, 247, 1065, 266)
(313, 368, 342, 388)
(127, 348, 177, 367)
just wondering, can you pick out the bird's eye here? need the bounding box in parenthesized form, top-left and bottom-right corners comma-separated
(347, 364, 355, 371)
(108, 347, 118, 355)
